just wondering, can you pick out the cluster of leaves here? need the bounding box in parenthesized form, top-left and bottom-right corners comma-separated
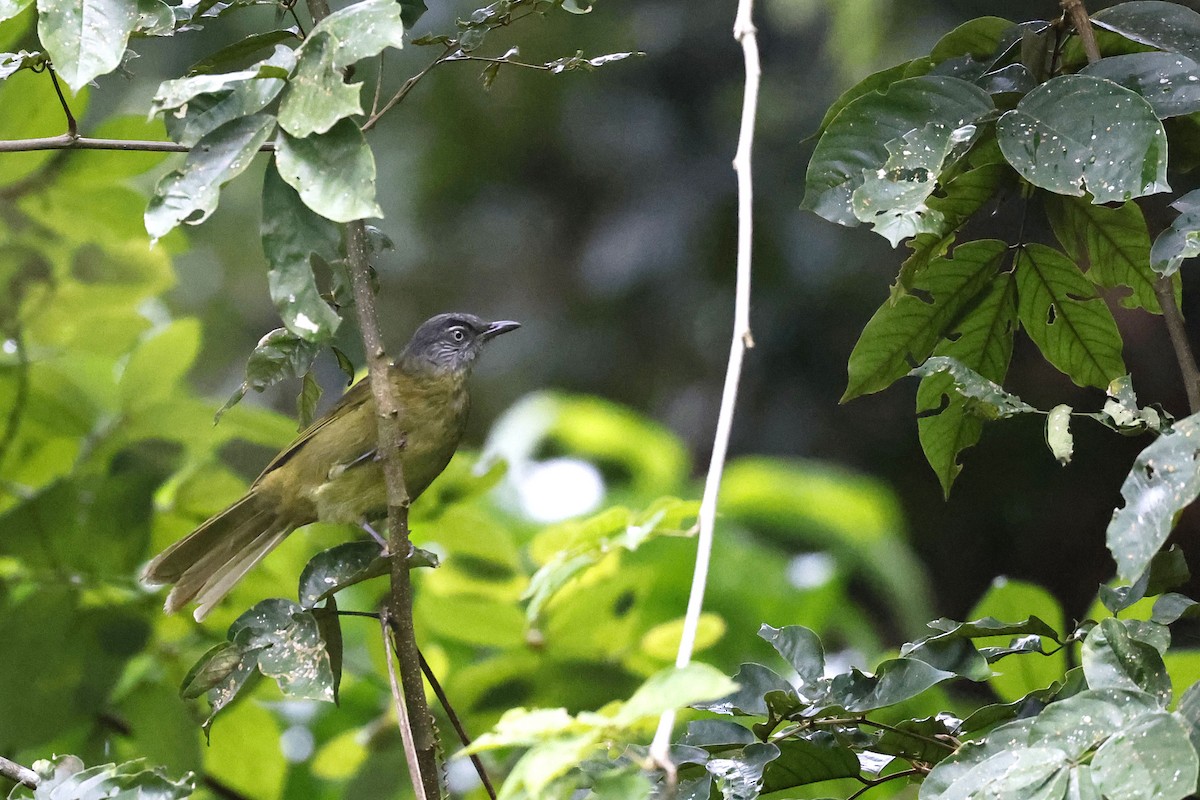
(804, 2, 1200, 496)
(7, 755, 194, 800)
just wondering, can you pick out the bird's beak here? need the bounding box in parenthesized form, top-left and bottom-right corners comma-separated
(482, 320, 521, 340)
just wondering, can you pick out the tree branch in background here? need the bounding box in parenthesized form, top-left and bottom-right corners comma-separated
(1155, 276, 1200, 414)
(0, 135, 276, 154)
(1060, 0, 1101, 64)
(648, 0, 760, 780)
(0, 327, 29, 475)
(0, 755, 39, 790)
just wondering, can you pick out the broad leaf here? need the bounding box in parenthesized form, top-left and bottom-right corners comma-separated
(1045, 195, 1163, 313)
(308, 0, 404, 68)
(1082, 52, 1200, 118)
(911, 356, 1034, 420)
(615, 664, 738, 726)
(297, 541, 400, 608)
(0, 0, 33, 23)
(36, 0, 138, 91)
(760, 734, 859, 792)
(144, 113, 275, 241)
(813, 60, 917, 137)
(1081, 618, 1171, 706)
(803, 75, 994, 226)
(261, 161, 342, 341)
(705, 742, 778, 800)
(1014, 243, 1126, 389)
(187, 28, 300, 75)
(11, 756, 195, 800)
(844, 239, 1006, 401)
(695, 663, 797, 717)
(227, 598, 337, 702)
(217, 327, 320, 418)
(1151, 188, 1200, 276)
(1108, 410, 1200, 582)
(825, 657, 957, 713)
(1091, 712, 1197, 800)
(277, 33, 360, 137)
(1091, 1, 1200, 62)
(997, 75, 1169, 203)
(916, 271, 1016, 494)
(275, 120, 382, 222)
(758, 624, 824, 688)
(930, 16, 1017, 64)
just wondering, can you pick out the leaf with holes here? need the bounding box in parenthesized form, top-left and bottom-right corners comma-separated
(1046, 195, 1167, 314)
(911, 355, 1034, 420)
(845, 239, 1006, 401)
(997, 75, 1169, 203)
(1108, 410, 1200, 582)
(803, 75, 994, 226)
(1015, 243, 1126, 389)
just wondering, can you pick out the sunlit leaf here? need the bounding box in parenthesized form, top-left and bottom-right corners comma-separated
(613, 664, 739, 726)
(1091, 712, 1197, 800)
(1082, 618, 1171, 706)
(277, 33, 360, 137)
(997, 75, 1169, 203)
(1091, 1, 1200, 62)
(227, 598, 336, 702)
(12, 755, 195, 800)
(1082, 52, 1200, 118)
(0, 0, 33, 23)
(35, 0, 138, 90)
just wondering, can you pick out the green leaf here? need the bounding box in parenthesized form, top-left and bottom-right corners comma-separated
(297, 540, 391, 608)
(613, 664, 738, 726)
(227, 598, 336, 702)
(921, 719, 1037, 799)
(158, 45, 295, 147)
(969, 579, 1068, 702)
(1091, 712, 1197, 800)
(117, 318, 202, 412)
(1091, 1, 1200, 62)
(275, 120, 382, 222)
(179, 641, 244, 699)
(261, 161, 342, 340)
(311, 599, 342, 704)
(1082, 52, 1200, 118)
(911, 355, 1034, 420)
(757, 625, 824, 688)
(277, 33, 361, 137)
(133, 0, 171, 36)
(17, 756, 196, 800)
(0, 71, 86, 187)
(872, 717, 959, 764)
(35, 0, 138, 91)
(803, 76, 994, 226)
(705, 742, 778, 800)
(851, 121, 980, 246)
(694, 663, 795, 717)
(930, 16, 1017, 64)
(1175, 680, 1200, 751)
(1015, 243, 1126, 389)
(845, 239, 1005, 401)
(1029, 688, 1157, 755)
(217, 327, 320, 419)
(826, 657, 957, 712)
(681, 720, 757, 747)
(187, 28, 300, 74)
(997, 75, 1169, 203)
(916, 270, 1017, 494)
(307, 0, 404, 68)
(1151, 188, 1200, 276)
(1082, 618, 1171, 705)
(1046, 404, 1073, 465)
(144, 113, 275, 241)
(812, 60, 916, 137)
(1108, 410, 1200, 582)
(297, 370, 321, 428)
(0, 0, 33, 23)
(1046, 195, 1164, 313)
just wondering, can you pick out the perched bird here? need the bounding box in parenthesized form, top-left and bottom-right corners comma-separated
(143, 312, 520, 621)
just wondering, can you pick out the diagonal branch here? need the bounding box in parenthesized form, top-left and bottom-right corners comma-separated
(1060, 0, 1101, 64)
(0, 756, 39, 790)
(648, 0, 759, 779)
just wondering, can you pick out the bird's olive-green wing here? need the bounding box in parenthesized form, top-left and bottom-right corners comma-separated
(251, 378, 374, 485)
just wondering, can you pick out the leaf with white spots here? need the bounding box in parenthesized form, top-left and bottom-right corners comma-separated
(275, 119, 382, 222)
(1108, 410, 1200, 582)
(227, 598, 337, 702)
(1082, 52, 1200, 119)
(36, 0, 138, 91)
(1091, 1, 1200, 62)
(997, 74, 1169, 203)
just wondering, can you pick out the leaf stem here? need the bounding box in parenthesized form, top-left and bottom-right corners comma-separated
(1154, 276, 1200, 414)
(361, 50, 450, 133)
(648, 0, 758, 777)
(847, 768, 924, 800)
(46, 66, 77, 136)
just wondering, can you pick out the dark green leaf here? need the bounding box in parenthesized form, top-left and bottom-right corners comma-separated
(161, 48, 294, 147)
(1081, 618, 1171, 705)
(217, 328, 320, 419)
(911, 356, 1035, 419)
(1091, 1, 1200, 62)
(681, 720, 758, 749)
(1175, 680, 1200, 752)
(873, 717, 957, 764)
(1108, 410, 1200, 582)
(187, 28, 299, 74)
(298, 540, 391, 608)
(228, 598, 337, 702)
(36, 0, 139, 90)
(916, 270, 1017, 495)
(930, 16, 1017, 64)
(179, 641, 244, 699)
(312, 598, 342, 704)
(845, 239, 1006, 401)
(277, 33, 360, 137)
(760, 734, 859, 793)
(1046, 195, 1163, 314)
(1082, 52, 1200, 118)
(968, 579, 1069, 703)
(297, 371, 321, 428)
(1015, 243, 1126, 389)
(694, 663, 796, 717)
(261, 160, 342, 341)
(826, 657, 957, 712)
(331, 345, 356, 384)
(758, 624, 824, 688)
(704, 742, 778, 800)
(813, 60, 918, 137)
(1151, 188, 1200, 276)
(145, 113, 275, 241)
(275, 120, 382, 222)
(1152, 592, 1200, 624)
(997, 75, 1169, 203)
(803, 76, 994, 226)
(923, 614, 1062, 643)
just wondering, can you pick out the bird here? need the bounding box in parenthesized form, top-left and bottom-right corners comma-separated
(142, 312, 520, 621)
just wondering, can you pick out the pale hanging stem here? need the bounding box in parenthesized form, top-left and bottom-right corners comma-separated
(648, 0, 759, 775)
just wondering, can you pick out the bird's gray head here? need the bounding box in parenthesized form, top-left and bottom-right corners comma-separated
(399, 313, 520, 374)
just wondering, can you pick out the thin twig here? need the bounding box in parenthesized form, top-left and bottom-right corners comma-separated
(201, 774, 259, 800)
(337, 609, 382, 619)
(847, 768, 925, 800)
(419, 652, 498, 800)
(0, 327, 30, 474)
(0, 756, 39, 790)
(361, 51, 450, 133)
(0, 134, 276, 154)
(1060, 0, 1101, 64)
(1154, 276, 1200, 414)
(383, 613, 428, 800)
(371, 52, 386, 118)
(648, 0, 759, 778)
(46, 67, 77, 135)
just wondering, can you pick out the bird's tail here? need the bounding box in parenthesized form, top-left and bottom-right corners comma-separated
(142, 491, 292, 621)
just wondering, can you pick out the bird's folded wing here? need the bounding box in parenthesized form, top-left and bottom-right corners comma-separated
(251, 378, 373, 485)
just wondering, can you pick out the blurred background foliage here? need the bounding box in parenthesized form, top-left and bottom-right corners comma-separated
(5, 0, 1200, 798)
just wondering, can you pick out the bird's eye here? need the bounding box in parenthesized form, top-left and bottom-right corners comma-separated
(450, 327, 466, 343)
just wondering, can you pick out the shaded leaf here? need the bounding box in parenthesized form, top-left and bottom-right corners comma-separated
(813, 60, 918, 137)
(1108, 410, 1200, 582)
(275, 120, 382, 222)
(758, 625, 824, 688)
(930, 16, 1017, 64)
(13, 755, 195, 800)
(997, 75, 1169, 203)
(178, 641, 243, 700)
(1091, 1, 1200, 62)
(1015, 243, 1126, 389)
(1091, 712, 1197, 800)
(36, 0, 138, 90)
(216, 328, 320, 419)
(803, 75, 994, 226)
(187, 28, 299, 74)
(277, 32, 360, 138)
(311, 599, 342, 704)
(845, 239, 1006, 401)
(144, 113, 275, 241)
(705, 742, 778, 800)
(227, 598, 336, 702)
(1081, 617, 1171, 705)
(681, 720, 758, 748)
(298, 540, 392, 608)
(1151, 188, 1200, 276)
(297, 371, 321, 428)
(1082, 52, 1200, 118)
(826, 657, 957, 713)
(694, 663, 796, 717)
